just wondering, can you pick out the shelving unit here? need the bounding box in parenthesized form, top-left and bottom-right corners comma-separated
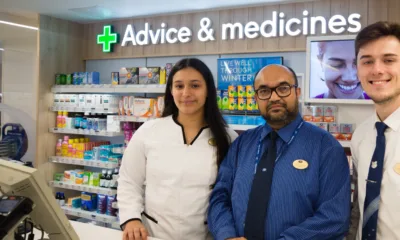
(49, 156, 119, 169)
(111, 115, 154, 123)
(51, 84, 166, 94)
(50, 181, 117, 195)
(61, 206, 118, 224)
(49, 128, 123, 137)
(50, 106, 119, 114)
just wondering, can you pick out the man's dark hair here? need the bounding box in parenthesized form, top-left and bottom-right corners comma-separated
(253, 65, 298, 89)
(355, 21, 400, 58)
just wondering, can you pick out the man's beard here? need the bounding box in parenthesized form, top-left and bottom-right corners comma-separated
(262, 99, 299, 126)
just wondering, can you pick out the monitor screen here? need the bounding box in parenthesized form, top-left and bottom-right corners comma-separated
(307, 38, 371, 102)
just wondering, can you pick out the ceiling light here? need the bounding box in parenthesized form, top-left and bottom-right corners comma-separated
(0, 20, 38, 30)
(0, 48, 4, 51)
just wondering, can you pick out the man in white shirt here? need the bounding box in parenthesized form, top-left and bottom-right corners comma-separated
(349, 21, 400, 240)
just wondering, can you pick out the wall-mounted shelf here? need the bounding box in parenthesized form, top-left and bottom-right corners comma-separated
(50, 181, 117, 195)
(52, 84, 166, 94)
(49, 156, 119, 169)
(61, 206, 118, 224)
(50, 106, 118, 114)
(112, 115, 155, 123)
(49, 128, 123, 137)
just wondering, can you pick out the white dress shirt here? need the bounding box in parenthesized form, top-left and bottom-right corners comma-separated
(118, 115, 238, 240)
(351, 106, 400, 240)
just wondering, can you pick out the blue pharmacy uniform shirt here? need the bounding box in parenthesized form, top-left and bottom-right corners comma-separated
(208, 114, 351, 240)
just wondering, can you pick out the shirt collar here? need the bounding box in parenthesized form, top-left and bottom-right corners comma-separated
(261, 113, 303, 142)
(374, 106, 400, 132)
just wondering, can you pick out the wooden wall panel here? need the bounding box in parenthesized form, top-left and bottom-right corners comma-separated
(263, 5, 280, 51)
(37, 15, 85, 181)
(349, 0, 368, 30)
(247, 6, 264, 51)
(219, 9, 234, 53)
(278, 3, 297, 49)
(295, 1, 314, 48)
(330, 0, 349, 35)
(205, 11, 220, 53)
(368, 0, 388, 25)
(312, 0, 331, 36)
(388, 0, 400, 23)
(82, 0, 400, 59)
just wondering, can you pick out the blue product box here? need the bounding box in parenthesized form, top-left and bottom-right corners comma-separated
(81, 192, 97, 211)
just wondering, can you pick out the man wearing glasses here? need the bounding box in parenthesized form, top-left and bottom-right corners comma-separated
(208, 64, 351, 240)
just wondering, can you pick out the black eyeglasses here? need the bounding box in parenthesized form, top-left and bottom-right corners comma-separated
(255, 83, 298, 100)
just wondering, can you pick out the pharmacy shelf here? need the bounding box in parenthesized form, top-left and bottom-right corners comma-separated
(61, 206, 118, 224)
(49, 156, 119, 169)
(49, 128, 123, 137)
(50, 181, 117, 196)
(229, 124, 259, 131)
(52, 84, 166, 94)
(112, 115, 155, 123)
(339, 141, 351, 148)
(50, 106, 118, 114)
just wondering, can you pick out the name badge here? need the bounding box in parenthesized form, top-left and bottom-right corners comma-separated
(394, 163, 400, 175)
(293, 159, 308, 170)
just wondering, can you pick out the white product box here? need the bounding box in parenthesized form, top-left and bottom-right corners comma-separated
(54, 94, 61, 107)
(85, 94, 94, 108)
(128, 96, 135, 116)
(94, 94, 103, 108)
(133, 98, 155, 117)
(70, 94, 78, 107)
(107, 116, 120, 132)
(78, 94, 86, 108)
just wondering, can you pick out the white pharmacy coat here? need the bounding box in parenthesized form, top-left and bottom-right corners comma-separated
(118, 116, 238, 240)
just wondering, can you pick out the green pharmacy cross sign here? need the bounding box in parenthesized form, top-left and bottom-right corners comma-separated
(97, 25, 118, 53)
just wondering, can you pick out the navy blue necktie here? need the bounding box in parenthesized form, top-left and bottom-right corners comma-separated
(362, 122, 388, 240)
(244, 131, 278, 240)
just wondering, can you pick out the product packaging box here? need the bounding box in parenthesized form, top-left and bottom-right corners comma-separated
(302, 106, 314, 122)
(238, 97, 247, 111)
(221, 90, 229, 110)
(160, 67, 166, 84)
(94, 94, 103, 109)
(228, 97, 238, 111)
(228, 85, 237, 98)
(165, 63, 173, 80)
(237, 85, 245, 98)
(88, 72, 100, 85)
(54, 94, 61, 107)
(119, 67, 139, 84)
(340, 123, 354, 140)
(111, 72, 119, 85)
(85, 94, 94, 108)
(154, 96, 165, 117)
(217, 90, 222, 109)
(123, 96, 130, 116)
(328, 123, 340, 139)
(312, 106, 324, 122)
(78, 94, 86, 108)
(70, 94, 78, 107)
(315, 122, 328, 131)
(133, 98, 155, 117)
(128, 96, 135, 116)
(81, 192, 97, 211)
(139, 67, 160, 84)
(323, 106, 337, 122)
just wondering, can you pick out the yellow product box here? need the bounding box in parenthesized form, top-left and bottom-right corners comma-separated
(228, 85, 237, 98)
(133, 98, 155, 117)
(246, 85, 255, 97)
(160, 67, 166, 84)
(246, 97, 256, 111)
(238, 97, 247, 111)
(237, 85, 245, 97)
(228, 97, 238, 111)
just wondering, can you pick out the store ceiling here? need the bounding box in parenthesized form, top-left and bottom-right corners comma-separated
(0, 0, 314, 23)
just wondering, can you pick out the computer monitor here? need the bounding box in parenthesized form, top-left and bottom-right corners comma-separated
(0, 159, 79, 240)
(305, 35, 373, 105)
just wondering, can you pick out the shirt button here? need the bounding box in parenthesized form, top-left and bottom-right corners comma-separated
(262, 168, 267, 172)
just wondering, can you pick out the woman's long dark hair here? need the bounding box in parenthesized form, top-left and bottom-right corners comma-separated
(162, 58, 231, 167)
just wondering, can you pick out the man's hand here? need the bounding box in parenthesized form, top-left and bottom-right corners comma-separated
(123, 220, 148, 240)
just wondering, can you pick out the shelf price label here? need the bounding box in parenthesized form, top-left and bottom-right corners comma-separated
(96, 162, 101, 167)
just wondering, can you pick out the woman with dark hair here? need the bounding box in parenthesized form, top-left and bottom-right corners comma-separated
(118, 58, 238, 240)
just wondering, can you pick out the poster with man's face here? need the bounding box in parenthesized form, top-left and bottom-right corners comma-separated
(309, 39, 370, 100)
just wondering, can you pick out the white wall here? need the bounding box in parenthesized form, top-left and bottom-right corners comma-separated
(0, 19, 38, 162)
(86, 51, 375, 128)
